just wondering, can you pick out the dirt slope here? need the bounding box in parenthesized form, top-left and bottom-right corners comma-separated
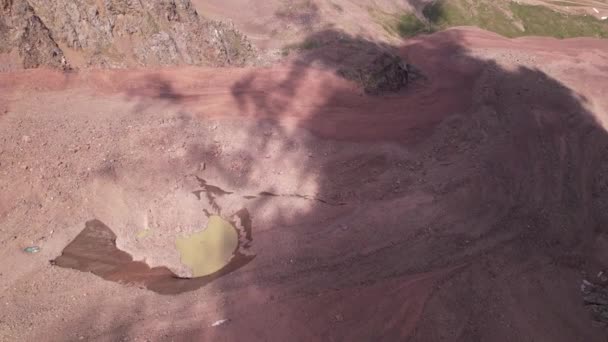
(1, 27, 608, 341)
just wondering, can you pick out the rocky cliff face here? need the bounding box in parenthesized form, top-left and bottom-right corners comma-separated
(0, 0, 68, 69)
(0, 0, 256, 70)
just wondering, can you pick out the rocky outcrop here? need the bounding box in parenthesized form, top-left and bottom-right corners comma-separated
(337, 52, 409, 94)
(355, 52, 409, 94)
(0, 0, 256, 69)
(0, 0, 68, 69)
(291, 30, 411, 94)
(582, 280, 608, 324)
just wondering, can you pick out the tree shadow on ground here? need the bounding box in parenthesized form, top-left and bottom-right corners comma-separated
(209, 29, 608, 342)
(61, 27, 608, 341)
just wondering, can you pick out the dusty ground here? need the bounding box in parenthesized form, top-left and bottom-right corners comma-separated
(2, 27, 608, 341)
(191, 0, 417, 49)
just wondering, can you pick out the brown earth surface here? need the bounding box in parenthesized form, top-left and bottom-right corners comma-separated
(2, 27, 608, 341)
(189, 0, 417, 49)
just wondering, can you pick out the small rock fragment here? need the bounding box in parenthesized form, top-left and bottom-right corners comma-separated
(24, 246, 41, 254)
(211, 319, 229, 327)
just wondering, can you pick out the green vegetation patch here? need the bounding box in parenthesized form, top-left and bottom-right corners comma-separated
(370, 7, 433, 38)
(282, 37, 323, 53)
(396, 13, 434, 37)
(422, 0, 608, 39)
(511, 3, 608, 38)
(423, 0, 469, 28)
(423, 0, 522, 37)
(281, 37, 324, 56)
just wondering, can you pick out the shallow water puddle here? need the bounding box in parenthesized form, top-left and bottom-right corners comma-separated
(136, 229, 152, 238)
(175, 215, 238, 277)
(52, 219, 254, 295)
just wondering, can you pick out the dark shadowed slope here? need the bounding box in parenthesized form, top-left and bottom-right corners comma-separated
(1, 28, 608, 340)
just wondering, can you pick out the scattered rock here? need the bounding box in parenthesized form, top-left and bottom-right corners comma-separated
(581, 279, 608, 323)
(211, 319, 229, 327)
(23, 246, 41, 254)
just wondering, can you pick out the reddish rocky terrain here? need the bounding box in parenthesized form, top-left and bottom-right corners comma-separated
(2, 1, 608, 341)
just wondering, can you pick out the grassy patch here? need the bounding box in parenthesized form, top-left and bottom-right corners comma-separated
(423, 0, 468, 27)
(396, 13, 433, 37)
(475, 3, 523, 37)
(423, 0, 521, 37)
(299, 39, 322, 50)
(422, 0, 608, 38)
(290, 38, 322, 50)
(511, 3, 608, 38)
(281, 38, 323, 55)
(370, 7, 433, 38)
